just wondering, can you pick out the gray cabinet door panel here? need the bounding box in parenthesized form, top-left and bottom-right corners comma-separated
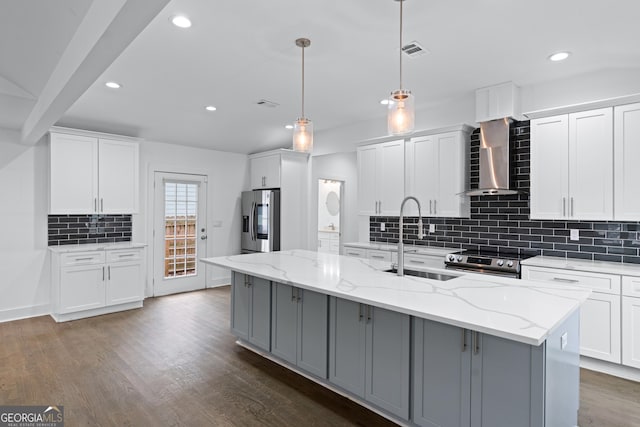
(329, 297, 366, 397)
(231, 273, 250, 340)
(297, 289, 329, 378)
(413, 319, 471, 427)
(249, 277, 271, 351)
(471, 333, 541, 427)
(365, 306, 411, 419)
(271, 282, 297, 364)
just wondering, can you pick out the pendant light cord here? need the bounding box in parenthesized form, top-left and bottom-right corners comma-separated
(301, 44, 305, 118)
(399, 0, 403, 91)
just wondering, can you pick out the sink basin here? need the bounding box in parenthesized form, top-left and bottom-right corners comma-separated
(384, 268, 459, 281)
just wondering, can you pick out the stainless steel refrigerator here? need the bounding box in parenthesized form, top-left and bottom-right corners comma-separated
(241, 190, 280, 254)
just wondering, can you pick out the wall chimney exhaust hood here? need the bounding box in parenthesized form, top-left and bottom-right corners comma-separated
(465, 118, 520, 196)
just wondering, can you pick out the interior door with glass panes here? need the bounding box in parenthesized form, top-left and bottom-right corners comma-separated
(153, 172, 207, 296)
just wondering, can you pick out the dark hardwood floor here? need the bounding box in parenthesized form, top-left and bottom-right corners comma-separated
(1, 287, 639, 426)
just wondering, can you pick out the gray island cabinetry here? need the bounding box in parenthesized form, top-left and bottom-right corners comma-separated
(203, 250, 590, 427)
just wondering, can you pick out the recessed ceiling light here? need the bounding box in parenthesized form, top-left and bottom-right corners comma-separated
(105, 82, 121, 89)
(285, 125, 294, 130)
(205, 105, 217, 111)
(548, 51, 571, 62)
(380, 99, 390, 105)
(170, 15, 192, 28)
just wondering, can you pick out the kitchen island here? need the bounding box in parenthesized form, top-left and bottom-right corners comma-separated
(201, 249, 590, 427)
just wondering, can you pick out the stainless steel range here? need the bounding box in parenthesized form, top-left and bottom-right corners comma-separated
(444, 251, 531, 278)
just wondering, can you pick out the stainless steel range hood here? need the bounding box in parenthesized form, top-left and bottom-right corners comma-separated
(465, 118, 520, 196)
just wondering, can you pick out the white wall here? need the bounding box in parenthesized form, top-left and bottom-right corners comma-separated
(0, 131, 50, 322)
(309, 152, 359, 250)
(138, 140, 248, 294)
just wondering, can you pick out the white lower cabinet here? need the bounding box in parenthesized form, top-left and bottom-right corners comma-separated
(522, 265, 622, 363)
(51, 247, 144, 322)
(231, 273, 271, 351)
(413, 315, 580, 427)
(271, 282, 328, 378)
(329, 297, 411, 419)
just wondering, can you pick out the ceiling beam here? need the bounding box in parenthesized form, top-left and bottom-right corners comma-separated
(20, 0, 171, 145)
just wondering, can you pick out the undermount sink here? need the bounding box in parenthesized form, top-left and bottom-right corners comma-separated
(384, 268, 459, 281)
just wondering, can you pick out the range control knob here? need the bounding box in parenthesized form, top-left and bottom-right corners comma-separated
(496, 259, 504, 267)
(456, 255, 463, 262)
(447, 254, 456, 262)
(507, 260, 514, 268)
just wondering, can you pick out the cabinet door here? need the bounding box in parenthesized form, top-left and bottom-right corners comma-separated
(249, 276, 271, 351)
(250, 155, 281, 189)
(530, 115, 569, 219)
(271, 282, 298, 364)
(231, 273, 250, 340)
(49, 133, 98, 214)
(569, 108, 613, 220)
(470, 333, 543, 427)
(614, 103, 640, 220)
(580, 292, 621, 363)
(329, 297, 366, 397)
(297, 289, 328, 378)
(59, 264, 105, 313)
(98, 139, 139, 214)
(343, 246, 367, 258)
(413, 319, 470, 427)
(357, 145, 378, 215)
(106, 261, 143, 305)
(436, 132, 468, 217)
(406, 136, 438, 217)
(365, 306, 410, 419)
(622, 296, 640, 368)
(378, 140, 405, 216)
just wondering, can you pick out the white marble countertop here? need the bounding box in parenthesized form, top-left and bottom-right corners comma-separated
(201, 250, 590, 346)
(522, 255, 640, 276)
(48, 242, 147, 253)
(343, 241, 458, 257)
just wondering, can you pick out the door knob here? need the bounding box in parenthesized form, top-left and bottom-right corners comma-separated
(200, 235, 207, 240)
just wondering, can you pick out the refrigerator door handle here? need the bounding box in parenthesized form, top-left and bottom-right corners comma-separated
(250, 202, 256, 241)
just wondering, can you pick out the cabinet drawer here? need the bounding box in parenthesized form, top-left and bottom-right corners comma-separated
(524, 266, 621, 294)
(367, 249, 392, 262)
(344, 247, 367, 258)
(107, 249, 142, 263)
(622, 276, 640, 297)
(61, 251, 105, 266)
(403, 254, 444, 269)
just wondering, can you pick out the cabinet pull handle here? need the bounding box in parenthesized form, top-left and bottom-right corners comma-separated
(94, 198, 98, 212)
(291, 287, 296, 301)
(429, 200, 433, 215)
(371, 255, 384, 259)
(434, 200, 437, 215)
(102, 266, 105, 281)
(552, 277, 579, 283)
(118, 254, 135, 257)
(462, 329, 467, 352)
(244, 276, 250, 287)
(100, 198, 104, 212)
(473, 331, 480, 355)
(410, 259, 425, 264)
(570, 197, 574, 217)
(297, 289, 302, 302)
(75, 257, 93, 261)
(347, 251, 358, 256)
(108, 266, 111, 280)
(366, 305, 372, 323)
(358, 304, 364, 321)
(378, 201, 381, 214)
(562, 197, 566, 217)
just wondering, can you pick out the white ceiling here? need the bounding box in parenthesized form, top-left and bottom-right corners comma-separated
(3, 0, 640, 153)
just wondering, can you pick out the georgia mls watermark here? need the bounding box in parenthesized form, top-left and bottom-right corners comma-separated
(0, 406, 64, 427)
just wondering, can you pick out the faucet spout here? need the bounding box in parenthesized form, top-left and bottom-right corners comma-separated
(398, 196, 424, 276)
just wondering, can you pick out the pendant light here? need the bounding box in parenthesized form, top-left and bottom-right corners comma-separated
(387, 0, 415, 135)
(293, 38, 313, 153)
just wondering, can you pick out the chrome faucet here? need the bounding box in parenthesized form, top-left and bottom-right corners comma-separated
(398, 196, 424, 276)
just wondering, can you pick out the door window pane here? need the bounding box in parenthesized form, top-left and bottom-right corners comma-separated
(164, 182, 198, 278)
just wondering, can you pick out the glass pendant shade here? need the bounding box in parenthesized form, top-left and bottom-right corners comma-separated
(387, 89, 415, 135)
(293, 117, 313, 152)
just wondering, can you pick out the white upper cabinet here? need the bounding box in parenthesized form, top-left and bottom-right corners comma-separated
(405, 130, 470, 218)
(475, 82, 523, 123)
(357, 140, 404, 216)
(614, 102, 640, 220)
(530, 108, 613, 220)
(49, 131, 139, 214)
(250, 153, 281, 189)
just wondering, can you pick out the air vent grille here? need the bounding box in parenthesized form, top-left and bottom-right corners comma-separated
(402, 41, 429, 58)
(256, 99, 279, 108)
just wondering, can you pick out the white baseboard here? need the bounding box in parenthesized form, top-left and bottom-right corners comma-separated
(581, 356, 640, 382)
(0, 303, 50, 324)
(207, 277, 230, 288)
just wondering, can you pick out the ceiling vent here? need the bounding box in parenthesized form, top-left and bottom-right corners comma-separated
(256, 99, 279, 108)
(402, 41, 429, 58)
